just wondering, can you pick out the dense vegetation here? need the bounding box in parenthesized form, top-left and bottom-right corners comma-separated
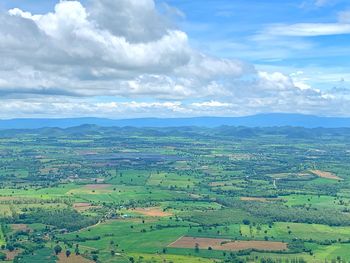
(13, 209, 99, 232)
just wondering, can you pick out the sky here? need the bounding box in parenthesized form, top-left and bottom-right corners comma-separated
(0, 0, 350, 118)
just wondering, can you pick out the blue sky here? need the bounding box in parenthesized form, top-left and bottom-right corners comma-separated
(0, 0, 350, 118)
(169, 0, 350, 86)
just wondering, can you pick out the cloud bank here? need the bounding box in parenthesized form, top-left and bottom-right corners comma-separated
(0, 0, 348, 118)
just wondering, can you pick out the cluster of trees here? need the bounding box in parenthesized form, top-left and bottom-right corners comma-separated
(241, 202, 350, 226)
(12, 209, 99, 231)
(217, 198, 350, 226)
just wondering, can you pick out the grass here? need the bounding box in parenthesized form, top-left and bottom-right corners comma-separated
(251, 243, 350, 262)
(187, 208, 266, 225)
(107, 169, 151, 186)
(0, 184, 78, 199)
(160, 201, 222, 214)
(18, 247, 57, 263)
(147, 172, 198, 189)
(4, 127, 350, 262)
(72, 186, 187, 204)
(128, 253, 218, 263)
(240, 222, 350, 242)
(306, 243, 350, 261)
(282, 194, 347, 208)
(187, 224, 241, 239)
(61, 218, 189, 254)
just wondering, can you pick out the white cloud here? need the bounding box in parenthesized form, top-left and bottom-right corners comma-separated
(191, 101, 232, 108)
(0, 0, 350, 117)
(88, 0, 170, 43)
(1, 0, 254, 101)
(8, 1, 191, 73)
(262, 23, 350, 37)
(261, 9, 350, 38)
(1, 84, 349, 118)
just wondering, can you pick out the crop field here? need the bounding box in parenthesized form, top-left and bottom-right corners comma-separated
(1, 126, 350, 262)
(127, 253, 217, 263)
(168, 237, 288, 251)
(57, 253, 93, 263)
(129, 207, 173, 217)
(240, 222, 350, 242)
(310, 170, 343, 180)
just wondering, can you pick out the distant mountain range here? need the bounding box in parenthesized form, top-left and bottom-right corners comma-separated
(1, 114, 350, 129)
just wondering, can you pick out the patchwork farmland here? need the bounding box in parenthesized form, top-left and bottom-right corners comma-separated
(0, 126, 350, 262)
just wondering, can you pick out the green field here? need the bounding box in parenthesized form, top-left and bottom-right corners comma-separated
(0, 126, 350, 262)
(241, 222, 350, 242)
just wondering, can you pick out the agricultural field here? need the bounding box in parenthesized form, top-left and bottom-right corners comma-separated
(0, 126, 350, 262)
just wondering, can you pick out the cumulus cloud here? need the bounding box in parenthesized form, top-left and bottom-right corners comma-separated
(1, 84, 348, 118)
(0, 0, 349, 117)
(7, 1, 190, 75)
(1, 0, 257, 101)
(88, 0, 170, 43)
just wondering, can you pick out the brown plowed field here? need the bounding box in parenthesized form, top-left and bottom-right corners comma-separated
(84, 184, 111, 190)
(310, 170, 342, 180)
(240, 197, 280, 202)
(131, 207, 172, 217)
(58, 253, 94, 263)
(73, 202, 100, 212)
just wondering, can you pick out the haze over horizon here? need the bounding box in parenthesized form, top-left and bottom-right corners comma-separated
(1, 0, 350, 118)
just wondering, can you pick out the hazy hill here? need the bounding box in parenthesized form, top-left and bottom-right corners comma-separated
(1, 114, 350, 129)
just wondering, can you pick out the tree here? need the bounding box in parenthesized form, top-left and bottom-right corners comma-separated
(243, 219, 250, 225)
(75, 244, 80, 255)
(195, 243, 199, 253)
(54, 245, 62, 255)
(6, 244, 14, 252)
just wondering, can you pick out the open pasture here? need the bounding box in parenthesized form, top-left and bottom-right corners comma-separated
(60, 218, 190, 253)
(160, 201, 222, 213)
(147, 172, 198, 189)
(187, 224, 241, 239)
(305, 243, 350, 261)
(241, 222, 350, 242)
(107, 169, 150, 186)
(168, 237, 288, 252)
(282, 194, 349, 208)
(128, 253, 218, 263)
